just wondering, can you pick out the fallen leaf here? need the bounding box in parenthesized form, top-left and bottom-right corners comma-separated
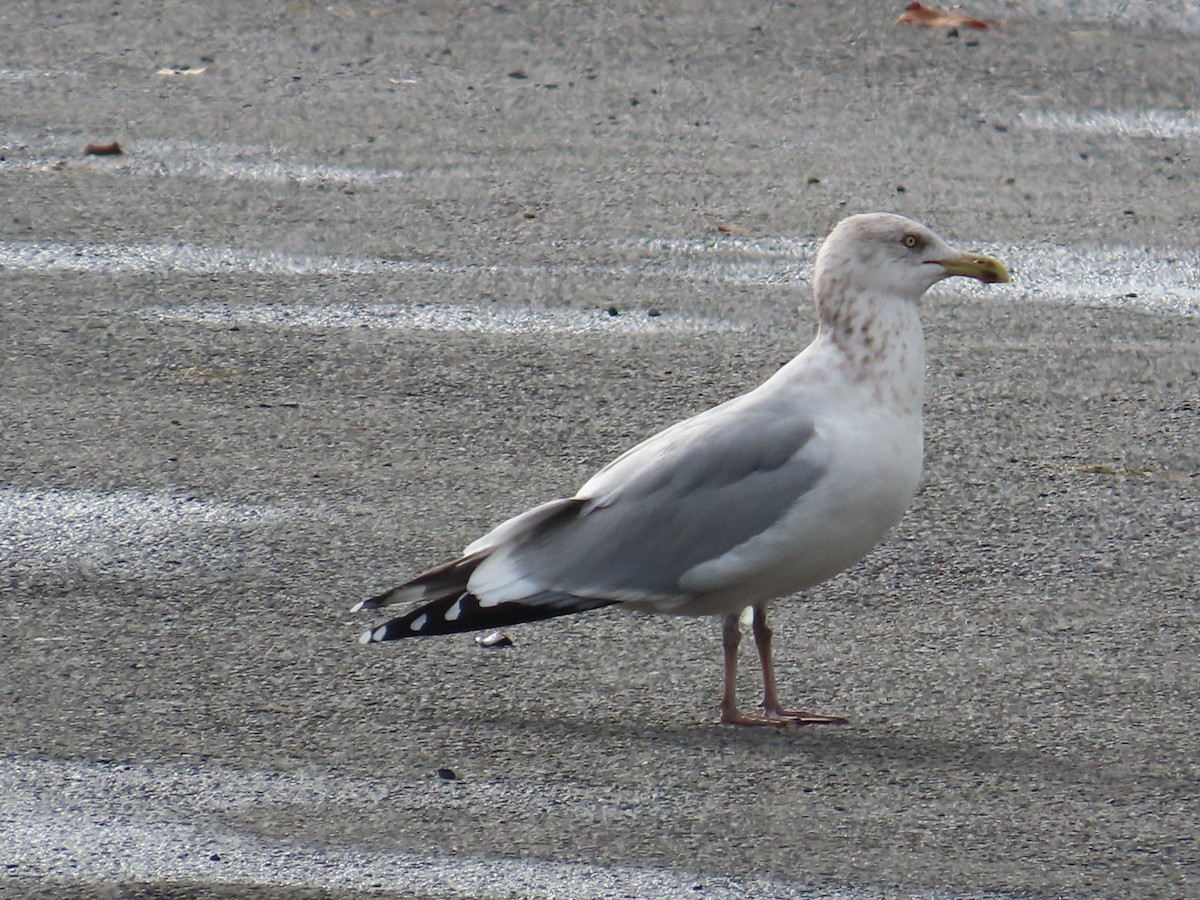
(175, 367, 234, 379)
(715, 222, 748, 235)
(84, 141, 122, 156)
(1070, 464, 1149, 477)
(896, 1, 990, 30)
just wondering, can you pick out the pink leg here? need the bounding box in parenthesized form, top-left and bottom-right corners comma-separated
(719, 612, 782, 725)
(719, 609, 845, 726)
(718, 613, 750, 724)
(751, 604, 847, 725)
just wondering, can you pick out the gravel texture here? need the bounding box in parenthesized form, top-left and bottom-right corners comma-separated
(2, 2, 1197, 898)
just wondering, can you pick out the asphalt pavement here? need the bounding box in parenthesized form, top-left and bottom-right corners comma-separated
(1, 1, 1198, 898)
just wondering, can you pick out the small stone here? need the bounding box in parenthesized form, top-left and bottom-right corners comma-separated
(475, 631, 514, 648)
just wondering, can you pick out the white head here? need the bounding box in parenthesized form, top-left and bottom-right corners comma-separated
(813, 213, 1009, 323)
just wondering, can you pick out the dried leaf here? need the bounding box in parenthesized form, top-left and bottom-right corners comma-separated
(176, 367, 234, 379)
(84, 141, 122, 156)
(715, 223, 747, 235)
(1071, 464, 1149, 477)
(896, 2, 990, 30)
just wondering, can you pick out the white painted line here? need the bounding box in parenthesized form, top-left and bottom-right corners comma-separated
(147, 301, 737, 334)
(0, 239, 454, 276)
(0, 756, 1001, 899)
(618, 235, 1200, 316)
(2, 235, 1196, 318)
(613, 235, 814, 285)
(0, 67, 87, 80)
(0, 487, 292, 572)
(1004, 242, 1200, 317)
(1016, 108, 1200, 139)
(1, 134, 407, 186)
(0, 237, 773, 285)
(137, 137, 410, 185)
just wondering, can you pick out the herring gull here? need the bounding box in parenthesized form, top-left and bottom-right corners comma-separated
(354, 213, 1010, 725)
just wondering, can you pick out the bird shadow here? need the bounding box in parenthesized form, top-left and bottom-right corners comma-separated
(468, 707, 1104, 788)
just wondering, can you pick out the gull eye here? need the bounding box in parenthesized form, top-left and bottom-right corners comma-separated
(902, 233, 922, 249)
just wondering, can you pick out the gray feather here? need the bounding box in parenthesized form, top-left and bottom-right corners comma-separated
(481, 406, 822, 601)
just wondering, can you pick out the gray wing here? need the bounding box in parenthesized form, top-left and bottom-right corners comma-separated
(468, 400, 824, 606)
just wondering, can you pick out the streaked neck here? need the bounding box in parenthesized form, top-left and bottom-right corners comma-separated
(816, 295, 926, 413)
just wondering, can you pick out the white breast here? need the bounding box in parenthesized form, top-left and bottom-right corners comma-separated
(671, 323, 926, 615)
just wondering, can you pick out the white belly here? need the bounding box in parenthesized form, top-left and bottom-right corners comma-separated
(674, 407, 924, 615)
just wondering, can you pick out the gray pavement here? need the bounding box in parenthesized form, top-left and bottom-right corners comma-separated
(1, 1, 1198, 898)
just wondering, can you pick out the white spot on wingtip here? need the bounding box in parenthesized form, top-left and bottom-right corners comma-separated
(350, 600, 366, 613)
(410, 613, 428, 631)
(444, 598, 463, 621)
(358, 628, 375, 644)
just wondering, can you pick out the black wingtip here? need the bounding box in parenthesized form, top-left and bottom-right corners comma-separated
(359, 591, 617, 643)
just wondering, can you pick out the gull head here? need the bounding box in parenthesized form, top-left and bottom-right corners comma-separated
(813, 213, 1010, 311)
